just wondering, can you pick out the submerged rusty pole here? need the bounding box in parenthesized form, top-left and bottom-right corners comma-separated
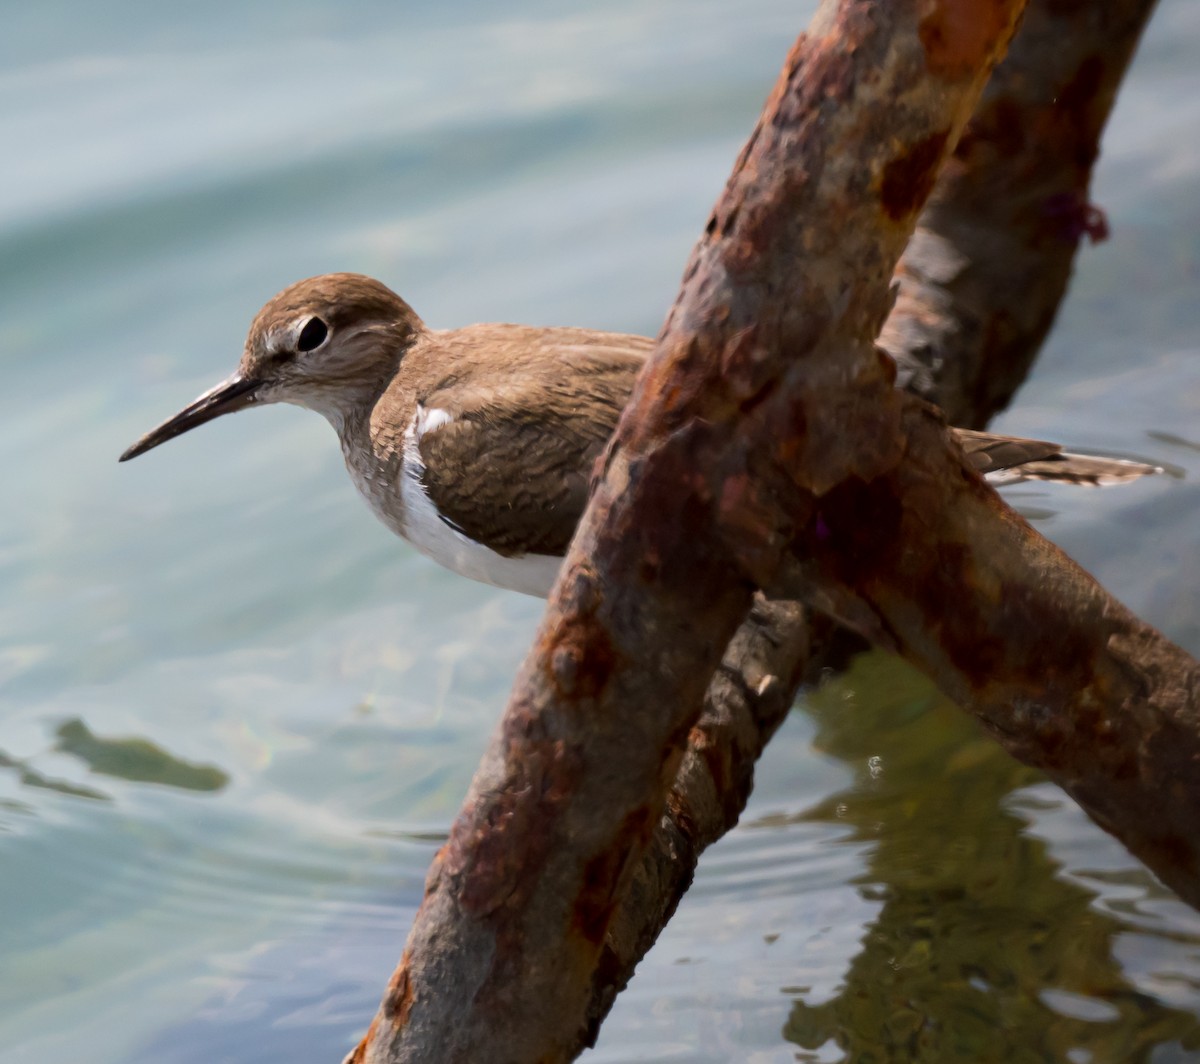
(882, 0, 1161, 425)
(351, 1, 1028, 1061)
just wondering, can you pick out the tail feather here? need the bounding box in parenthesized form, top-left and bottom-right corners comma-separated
(952, 428, 1163, 486)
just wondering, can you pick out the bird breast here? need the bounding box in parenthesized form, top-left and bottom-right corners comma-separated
(340, 405, 561, 597)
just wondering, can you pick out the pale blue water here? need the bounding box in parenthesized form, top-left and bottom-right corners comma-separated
(2, 2, 1199, 1061)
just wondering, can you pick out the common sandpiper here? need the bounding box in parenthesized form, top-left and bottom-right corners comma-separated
(120, 273, 1161, 597)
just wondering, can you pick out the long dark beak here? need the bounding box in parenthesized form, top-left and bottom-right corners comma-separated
(119, 374, 263, 462)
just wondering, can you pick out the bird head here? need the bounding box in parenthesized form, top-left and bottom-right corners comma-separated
(119, 273, 421, 461)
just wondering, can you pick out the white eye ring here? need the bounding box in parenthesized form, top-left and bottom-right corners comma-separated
(296, 316, 329, 352)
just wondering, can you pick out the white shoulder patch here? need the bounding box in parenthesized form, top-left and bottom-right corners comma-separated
(413, 404, 453, 440)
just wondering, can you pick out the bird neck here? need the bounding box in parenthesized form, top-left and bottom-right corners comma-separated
(298, 377, 390, 437)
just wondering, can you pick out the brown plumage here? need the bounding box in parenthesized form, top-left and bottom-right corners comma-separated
(410, 326, 650, 556)
(954, 428, 1159, 486)
(119, 273, 1162, 594)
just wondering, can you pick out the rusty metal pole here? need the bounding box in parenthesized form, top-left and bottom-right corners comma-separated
(582, 0, 1171, 1034)
(882, 0, 1161, 426)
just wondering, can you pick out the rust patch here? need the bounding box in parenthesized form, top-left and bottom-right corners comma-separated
(615, 427, 740, 602)
(344, 1034, 368, 1064)
(545, 568, 618, 701)
(719, 325, 771, 406)
(450, 731, 583, 919)
(626, 335, 720, 446)
(717, 469, 790, 589)
(880, 130, 950, 222)
(665, 785, 696, 841)
(718, 31, 864, 272)
(689, 722, 730, 801)
(382, 957, 415, 1029)
(919, 541, 1011, 679)
(691, 718, 752, 827)
(801, 474, 904, 590)
(919, 0, 1013, 82)
(796, 457, 1105, 707)
(572, 805, 654, 946)
(573, 853, 619, 947)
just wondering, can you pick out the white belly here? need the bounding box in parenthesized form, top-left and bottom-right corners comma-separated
(341, 411, 563, 598)
(397, 466, 563, 597)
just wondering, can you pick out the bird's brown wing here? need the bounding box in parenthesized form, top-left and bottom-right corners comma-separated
(414, 329, 649, 557)
(413, 321, 1159, 561)
(954, 427, 1161, 485)
(954, 428, 1062, 472)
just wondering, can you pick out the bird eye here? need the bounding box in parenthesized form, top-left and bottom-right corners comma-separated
(297, 316, 329, 352)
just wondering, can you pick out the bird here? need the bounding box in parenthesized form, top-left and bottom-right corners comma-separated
(120, 273, 1162, 598)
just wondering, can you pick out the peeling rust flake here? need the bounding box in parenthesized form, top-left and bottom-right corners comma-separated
(919, 0, 1013, 82)
(383, 959, 416, 1030)
(688, 720, 748, 826)
(880, 130, 950, 222)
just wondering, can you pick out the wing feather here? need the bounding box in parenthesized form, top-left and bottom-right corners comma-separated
(413, 330, 647, 557)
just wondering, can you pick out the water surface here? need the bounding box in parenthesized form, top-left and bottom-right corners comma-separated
(2, 2, 1199, 1061)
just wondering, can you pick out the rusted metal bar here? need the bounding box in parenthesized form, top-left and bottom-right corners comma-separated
(766, 395, 1200, 907)
(581, 595, 827, 1035)
(881, 0, 1160, 426)
(578, 0, 1173, 1034)
(350, 1, 1027, 1060)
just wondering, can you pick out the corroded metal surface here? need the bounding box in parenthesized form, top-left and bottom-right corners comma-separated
(881, 0, 1160, 426)
(770, 398, 1200, 906)
(578, 0, 1187, 1047)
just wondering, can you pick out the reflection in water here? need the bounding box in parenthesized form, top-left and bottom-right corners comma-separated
(0, 747, 109, 801)
(54, 718, 229, 792)
(781, 653, 1200, 1061)
(1148, 431, 1200, 456)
